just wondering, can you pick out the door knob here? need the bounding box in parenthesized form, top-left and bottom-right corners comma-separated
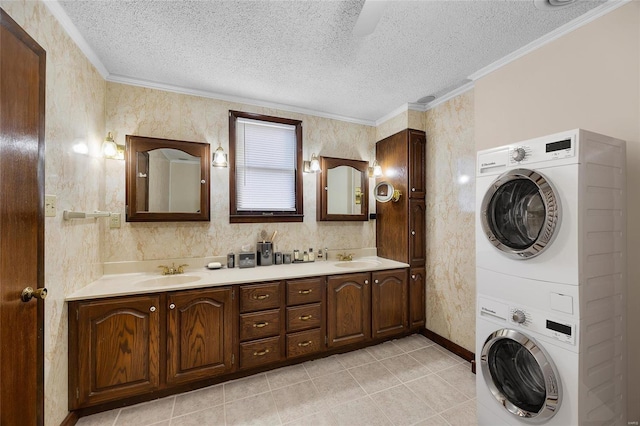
(21, 287, 48, 302)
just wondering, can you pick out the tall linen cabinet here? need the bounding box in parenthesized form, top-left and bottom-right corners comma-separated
(375, 129, 426, 330)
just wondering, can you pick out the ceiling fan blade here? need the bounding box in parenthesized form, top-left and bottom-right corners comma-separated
(352, 0, 388, 37)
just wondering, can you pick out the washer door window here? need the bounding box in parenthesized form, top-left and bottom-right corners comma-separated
(481, 329, 561, 423)
(481, 168, 560, 259)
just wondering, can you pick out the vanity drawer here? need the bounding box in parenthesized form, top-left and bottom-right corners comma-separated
(239, 282, 281, 313)
(286, 329, 323, 359)
(239, 309, 281, 341)
(286, 277, 323, 306)
(239, 336, 281, 369)
(286, 303, 321, 332)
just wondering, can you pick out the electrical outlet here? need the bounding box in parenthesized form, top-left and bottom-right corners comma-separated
(109, 213, 121, 229)
(44, 194, 56, 217)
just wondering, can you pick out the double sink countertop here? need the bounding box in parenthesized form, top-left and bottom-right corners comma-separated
(66, 254, 409, 301)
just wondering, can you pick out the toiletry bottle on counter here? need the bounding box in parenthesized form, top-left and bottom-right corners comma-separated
(308, 248, 314, 262)
(303, 251, 309, 262)
(293, 249, 300, 261)
(227, 253, 235, 268)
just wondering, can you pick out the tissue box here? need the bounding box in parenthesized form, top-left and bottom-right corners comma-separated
(238, 252, 256, 268)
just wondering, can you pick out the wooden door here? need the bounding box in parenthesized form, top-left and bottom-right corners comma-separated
(409, 199, 426, 266)
(69, 296, 161, 409)
(372, 269, 408, 339)
(0, 9, 46, 426)
(327, 273, 370, 347)
(408, 130, 426, 199)
(409, 267, 426, 329)
(166, 288, 234, 385)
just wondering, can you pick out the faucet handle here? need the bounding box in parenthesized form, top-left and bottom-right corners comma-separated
(177, 264, 188, 274)
(158, 265, 170, 275)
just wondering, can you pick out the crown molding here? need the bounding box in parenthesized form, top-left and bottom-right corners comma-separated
(468, 0, 630, 81)
(107, 74, 376, 127)
(42, 0, 109, 78)
(425, 81, 475, 111)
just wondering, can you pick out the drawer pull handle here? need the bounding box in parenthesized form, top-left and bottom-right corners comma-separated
(253, 349, 270, 356)
(298, 289, 312, 295)
(299, 314, 313, 321)
(253, 322, 269, 328)
(297, 341, 312, 347)
(253, 294, 270, 300)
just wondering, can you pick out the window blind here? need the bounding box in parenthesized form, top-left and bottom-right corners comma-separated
(236, 118, 297, 211)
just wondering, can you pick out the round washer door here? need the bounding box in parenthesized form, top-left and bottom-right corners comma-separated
(480, 168, 560, 259)
(480, 328, 561, 423)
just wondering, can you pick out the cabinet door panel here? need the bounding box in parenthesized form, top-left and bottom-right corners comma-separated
(372, 269, 408, 339)
(327, 273, 371, 347)
(409, 267, 426, 329)
(409, 199, 426, 266)
(167, 288, 234, 385)
(408, 130, 426, 199)
(72, 296, 160, 409)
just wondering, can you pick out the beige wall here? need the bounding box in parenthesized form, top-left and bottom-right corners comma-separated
(0, 1, 107, 425)
(424, 90, 476, 351)
(475, 2, 640, 421)
(104, 82, 377, 262)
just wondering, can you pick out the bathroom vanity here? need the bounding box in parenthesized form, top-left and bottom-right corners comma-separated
(66, 257, 416, 414)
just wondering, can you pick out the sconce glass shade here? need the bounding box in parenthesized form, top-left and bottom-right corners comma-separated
(102, 132, 124, 160)
(368, 160, 383, 178)
(304, 153, 321, 173)
(212, 145, 228, 168)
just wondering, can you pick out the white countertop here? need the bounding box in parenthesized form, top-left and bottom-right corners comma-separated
(66, 256, 409, 301)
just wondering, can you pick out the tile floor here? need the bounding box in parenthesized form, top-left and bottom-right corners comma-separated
(77, 334, 477, 426)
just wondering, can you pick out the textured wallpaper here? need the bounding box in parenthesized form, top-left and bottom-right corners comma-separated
(0, 1, 107, 425)
(424, 90, 476, 352)
(104, 83, 377, 263)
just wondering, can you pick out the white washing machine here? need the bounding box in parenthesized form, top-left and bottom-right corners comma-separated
(475, 128, 626, 285)
(475, 129, 627, 425)
(476, 269, 626, 425)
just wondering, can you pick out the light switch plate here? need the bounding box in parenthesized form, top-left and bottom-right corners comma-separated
(44, 194, 56, 217)
(109, 213, 121, 229)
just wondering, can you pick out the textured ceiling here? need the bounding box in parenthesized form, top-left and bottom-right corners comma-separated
(56, 0, 609, 124)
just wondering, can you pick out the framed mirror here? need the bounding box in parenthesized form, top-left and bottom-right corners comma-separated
(317, 156, 368, 221)
(125, 135, 210, 222)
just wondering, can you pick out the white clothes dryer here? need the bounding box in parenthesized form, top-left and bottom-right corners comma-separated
(476, 129, 626, 285)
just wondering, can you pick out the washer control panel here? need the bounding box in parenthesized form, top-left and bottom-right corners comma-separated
(508, 306, 575, 345)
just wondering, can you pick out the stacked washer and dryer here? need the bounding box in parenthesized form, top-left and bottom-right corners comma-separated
(475, 129, 627, 425)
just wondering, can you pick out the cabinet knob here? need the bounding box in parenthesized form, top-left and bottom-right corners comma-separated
(411, 230, 416, 235)
(374, 279, 379, 284)
(411, 274, 416, 279)
(412, 187, 416, 192)
(200, 179, 206, 184)
(169, 303, 176, 310)
(150, 306, 156, 312)
(364, 280, 369, 285)
(253, 294, 270, 300)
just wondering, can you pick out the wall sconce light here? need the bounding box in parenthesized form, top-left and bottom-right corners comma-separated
(102, 132, 124, 160)
(368, 160, 383, 178)
(212, 144, 228, 168)
(303, 153, 321, 173)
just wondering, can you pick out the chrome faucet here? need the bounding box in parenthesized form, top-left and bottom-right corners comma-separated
(158, 262, 188, 275)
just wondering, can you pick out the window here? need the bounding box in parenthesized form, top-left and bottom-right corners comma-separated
(229, 111, 303, 223)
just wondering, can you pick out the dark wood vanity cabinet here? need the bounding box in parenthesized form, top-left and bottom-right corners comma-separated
(327, 272, 371, 348)
(409, 267, 426, 330)
(376, 128, 427, 331)
(285, 277, 326, 358)
(372, 269, 408, 339)
(166, 288, 234, 385)
(68, 295, 161, 409)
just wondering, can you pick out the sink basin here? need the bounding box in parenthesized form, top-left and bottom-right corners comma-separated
(137, 275, 200, 287)
(334, 260, 382, 269)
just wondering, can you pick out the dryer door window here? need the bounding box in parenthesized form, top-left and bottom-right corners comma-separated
(481, 328, 561, 423)
(481, 168, 560, 259)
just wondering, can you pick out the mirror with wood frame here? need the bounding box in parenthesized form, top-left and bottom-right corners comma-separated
(317, 156, 369, 221)
(125, 135, 210, 222)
